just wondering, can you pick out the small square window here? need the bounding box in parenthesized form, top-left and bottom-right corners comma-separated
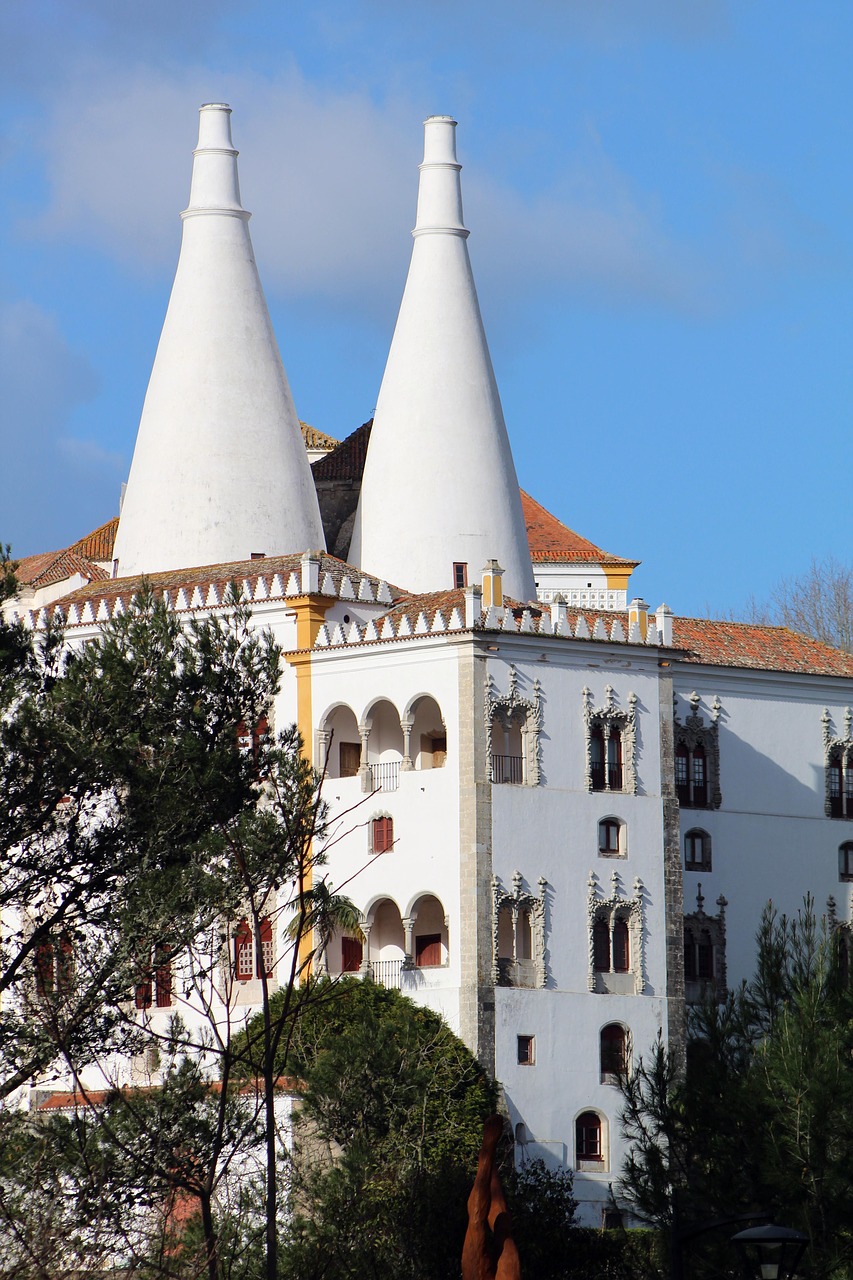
(517, 1034, 535, 1065)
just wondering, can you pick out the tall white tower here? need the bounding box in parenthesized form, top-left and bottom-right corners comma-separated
(349, 116, 535, 602)
(113, 104, 325, 577)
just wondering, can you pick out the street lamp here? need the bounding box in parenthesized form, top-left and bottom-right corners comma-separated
(731, 1224, 808, 1280)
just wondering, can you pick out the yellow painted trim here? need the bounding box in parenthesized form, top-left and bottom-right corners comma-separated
(604, 570, 633, 592)
(283, 595, 333, 975)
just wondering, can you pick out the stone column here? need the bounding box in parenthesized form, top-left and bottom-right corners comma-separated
(358, 721, 372, 793)
(401, 717, 414, 771)
(402, 916, 415, 968)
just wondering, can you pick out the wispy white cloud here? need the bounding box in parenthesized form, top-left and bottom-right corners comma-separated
(23, 64, 703, 320)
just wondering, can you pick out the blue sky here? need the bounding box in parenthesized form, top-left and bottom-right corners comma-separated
(1, 1, 850, 618)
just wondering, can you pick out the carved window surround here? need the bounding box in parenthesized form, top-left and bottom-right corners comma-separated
(582, 685, 638, 795)
(492, 871, 547, 988)
(822, 708, 853, 820)
(674, 691, 722, 810)
(485, 665, 543, 786)
(683, 882, 728, 1004)
(587, 870, 646, 995)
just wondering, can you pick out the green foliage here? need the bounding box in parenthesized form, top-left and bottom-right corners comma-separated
(235, 977, 498, 1279)
(504, 1159, 579, 1280)
(618, 897, 853, 1280)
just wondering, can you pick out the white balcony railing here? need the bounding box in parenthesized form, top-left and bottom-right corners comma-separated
(370, 760, 401, 792)
(368, 958, 404, 989)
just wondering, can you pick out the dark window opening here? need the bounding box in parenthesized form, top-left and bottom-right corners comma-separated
(599, 819, 621, 856)
(600, 1024, 627, 1079)
(608, 729, 623, 791)
(415, 933, 442, 968)
(576, 1111, 602, 1160)
(590, 729, 605, 791)
(677, 741, 711, 808)
(593, 918, 611, 972)
(517, 1034, 535, 1065)
(453, 562, 468, 589)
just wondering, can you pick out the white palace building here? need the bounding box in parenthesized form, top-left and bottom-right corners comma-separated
(8, 105, 853, 1224)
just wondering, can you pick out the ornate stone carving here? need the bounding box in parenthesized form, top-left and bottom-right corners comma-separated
(582, 684, 638, 795)
(683, 882, 728, 1004)
(822, 708, 853, 819)
(673, 692, 722, 810)
(491, 871, 547, 988)
(587, 869, 646, 995)
(485, 665, 543, 786)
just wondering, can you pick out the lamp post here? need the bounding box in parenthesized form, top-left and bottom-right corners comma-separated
(731, 1224, 808, 1280)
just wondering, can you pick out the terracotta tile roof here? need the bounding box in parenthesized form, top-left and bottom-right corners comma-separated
(671, 616, 853, 679)
(69, 516, 119, 561)
(521, 491, 638, 567)
(548, 606, 853, 677)
(12, 548, 110, 589)
(300, 422, 340, 452)
(311, 419, 373, 482)
(50, 551, 405, 614)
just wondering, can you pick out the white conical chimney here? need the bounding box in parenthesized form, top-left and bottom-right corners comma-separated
(349, 116, 535, 603)
(112, 103, 325, 577)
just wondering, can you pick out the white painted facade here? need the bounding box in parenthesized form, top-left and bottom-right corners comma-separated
(9, 105, 853, 1232)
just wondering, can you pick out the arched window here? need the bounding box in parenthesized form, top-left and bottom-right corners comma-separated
(234, 918, 253, 981)
(590, 729, 605, 791)
(257, 917, 274, 979)
(372, 816, 394, 853)
(839, 843, 853, 882)
(154, 944, 172, 1007)
(612, 918, 630, 973)
(607, 729, 623, 791)
(576, 1112, 603, 1162)
(600, 1024, 627, 1081)
(677, 742, 713, 808)
(684, 829, 711, 871)
(593, 918, 611, 972)
(598, 818, 624, 857)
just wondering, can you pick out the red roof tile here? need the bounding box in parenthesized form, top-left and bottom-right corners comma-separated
(300, 422, 340, 451)
(672, 616, 853, 678)
(311, 419, 373, 482)
(50, 552, 404, 614)
(12, 548, 110, 590)
(69, 516, 119, 561)
(521, 491, 638, 567)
